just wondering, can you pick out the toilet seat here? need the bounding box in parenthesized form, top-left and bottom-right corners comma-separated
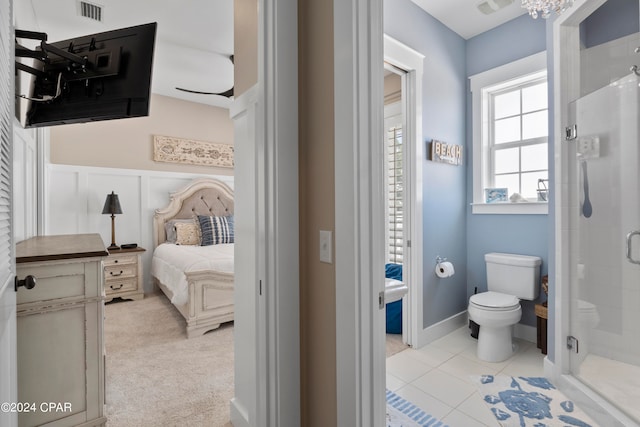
(470, 291, 519, 311)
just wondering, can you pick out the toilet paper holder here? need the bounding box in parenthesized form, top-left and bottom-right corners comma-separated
(436, 256, 447, 265)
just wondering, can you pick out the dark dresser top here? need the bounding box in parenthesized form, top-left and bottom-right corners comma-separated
(16, 234, 108, 264)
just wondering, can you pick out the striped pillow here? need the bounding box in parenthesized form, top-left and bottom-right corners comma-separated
(198, 215, 234, 246)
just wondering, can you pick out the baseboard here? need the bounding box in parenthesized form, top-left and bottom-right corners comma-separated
(416, 310, 467, 348)
(555, 374, 638, 427)
(514, 323, 536, 344)
(230, 398, 250, 427)
(543, 355, 556, 380)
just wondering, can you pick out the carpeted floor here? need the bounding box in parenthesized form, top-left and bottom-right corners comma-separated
(104, 293, 234, 427)
(386, 333, 409, 358)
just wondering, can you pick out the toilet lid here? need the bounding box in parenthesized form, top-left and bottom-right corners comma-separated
(470, 291, 519, 310)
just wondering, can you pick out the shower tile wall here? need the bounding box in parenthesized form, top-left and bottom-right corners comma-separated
(580, 32, 640, 96)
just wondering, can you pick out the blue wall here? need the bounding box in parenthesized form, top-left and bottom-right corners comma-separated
(384, 0, 468, 328)
(465, 14, 549, 327)
(581, 0, 639, 48)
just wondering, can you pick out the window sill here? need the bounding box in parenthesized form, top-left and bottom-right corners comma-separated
(471, 202, 548, 215)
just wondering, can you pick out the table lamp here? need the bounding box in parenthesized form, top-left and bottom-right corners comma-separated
(102, 191, 123, 250)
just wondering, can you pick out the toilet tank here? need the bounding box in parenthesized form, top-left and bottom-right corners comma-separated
(485, 253, 541, 300)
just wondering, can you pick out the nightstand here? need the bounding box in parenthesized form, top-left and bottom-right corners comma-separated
(104, 246, 145, 302)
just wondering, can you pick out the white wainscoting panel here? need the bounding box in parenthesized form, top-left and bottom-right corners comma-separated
(46, 164, 233, 294)
(13, 123, 38, 242)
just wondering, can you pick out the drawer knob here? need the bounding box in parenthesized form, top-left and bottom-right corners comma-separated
(110, 271, 123, 277)
(110, 284, 124, 290)
(14, 275, 36, 292)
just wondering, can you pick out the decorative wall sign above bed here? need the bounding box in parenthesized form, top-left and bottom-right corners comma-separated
(153, 135, 234, 168)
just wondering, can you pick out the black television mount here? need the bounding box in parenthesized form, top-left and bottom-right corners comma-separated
(15, 29, 88, 80)
(15, 29, 122, 99)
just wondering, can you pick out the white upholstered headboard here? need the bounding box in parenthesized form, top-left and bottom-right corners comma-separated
(153, 178, 234, 248)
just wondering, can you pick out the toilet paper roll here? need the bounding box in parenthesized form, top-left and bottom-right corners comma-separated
(435, 261, 455, 278)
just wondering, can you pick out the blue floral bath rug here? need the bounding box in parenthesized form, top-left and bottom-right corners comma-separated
(474, 375, 597, 427)
(386, 389, 448, 427)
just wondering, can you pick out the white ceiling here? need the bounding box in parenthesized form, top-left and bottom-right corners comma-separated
(17, 0, 523, 110)
(19, 0, 234, 109)
(411, 0, 528, 40)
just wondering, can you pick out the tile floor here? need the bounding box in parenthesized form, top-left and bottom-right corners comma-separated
(386, 326, 545, 427)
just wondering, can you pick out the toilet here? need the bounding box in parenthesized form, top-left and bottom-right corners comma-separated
(575, 299, 600, 367)
(468, 252, 541, 362)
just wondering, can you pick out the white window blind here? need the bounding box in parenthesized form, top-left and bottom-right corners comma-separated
(0, 0, 14, 292)
(387, 125, 403, 264)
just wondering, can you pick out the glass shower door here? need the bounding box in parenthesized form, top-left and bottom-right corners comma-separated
(569, 72, 640, 423)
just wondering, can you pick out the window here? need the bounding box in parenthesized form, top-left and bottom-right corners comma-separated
(471, 52, 549, 214)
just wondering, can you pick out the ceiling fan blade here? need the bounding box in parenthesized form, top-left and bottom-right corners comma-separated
(175, 86, 234, 98)
(174, 55, 235, 98)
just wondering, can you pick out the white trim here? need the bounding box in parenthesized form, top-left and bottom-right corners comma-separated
(384, 101, 402, 119)
(230, 85, 259, 119)
(335, 0, 384, 425)
(383, 35, 424, 350)
(258, 0, 300, 425)
(554, 375, 637, 427)
(469, 51, 547, 92)
(418, 311, 467, 346)
(229, 399, 250, 427)
(36, 128, 48, 235)
(552, 0, 606, 381)
(471, 202, 548, 215)
(46, 163, 234, 184)
(470, 51, 548, 215)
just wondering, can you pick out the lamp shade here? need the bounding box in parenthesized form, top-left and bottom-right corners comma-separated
(102, 191, 123, 215)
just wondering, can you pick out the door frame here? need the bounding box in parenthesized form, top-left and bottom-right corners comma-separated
(334, 0, 385, 425)
(383, 35, 424, 348)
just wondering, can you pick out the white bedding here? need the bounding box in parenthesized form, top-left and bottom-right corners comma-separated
(151, 243, 234, 306)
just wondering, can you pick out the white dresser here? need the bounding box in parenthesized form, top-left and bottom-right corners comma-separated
(16, 234, 108, 427)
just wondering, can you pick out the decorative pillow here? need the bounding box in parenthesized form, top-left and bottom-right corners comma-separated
(165, 219, 197, 243)
(174, 221, 201, 245)
(198, 215, 234, 246)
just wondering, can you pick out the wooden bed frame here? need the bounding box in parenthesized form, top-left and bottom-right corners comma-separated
(152, 177, 234, 338)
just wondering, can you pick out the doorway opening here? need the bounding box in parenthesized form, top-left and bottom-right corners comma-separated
(383, 62, 410, 357)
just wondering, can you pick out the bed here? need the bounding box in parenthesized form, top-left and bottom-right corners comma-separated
(151, 177, 235, 338)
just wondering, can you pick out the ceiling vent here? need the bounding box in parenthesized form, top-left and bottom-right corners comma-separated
(78, 1, 103, 22)
(477, 0, 514, 14)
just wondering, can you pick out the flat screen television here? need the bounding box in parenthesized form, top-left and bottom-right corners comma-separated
(16, 22, 157, 128)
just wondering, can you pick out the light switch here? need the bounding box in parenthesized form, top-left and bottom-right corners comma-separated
(319, 230, 332, 264)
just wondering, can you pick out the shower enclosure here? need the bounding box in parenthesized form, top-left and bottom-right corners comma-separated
(567, 69, 640, 424)
(554, 2, 640, 424)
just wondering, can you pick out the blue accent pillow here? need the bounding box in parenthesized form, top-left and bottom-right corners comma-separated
(385, 263, 403, 281)
(197, 215, 235, 245)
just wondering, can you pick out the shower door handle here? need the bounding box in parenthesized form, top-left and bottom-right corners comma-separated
(626, 231, 640, 264)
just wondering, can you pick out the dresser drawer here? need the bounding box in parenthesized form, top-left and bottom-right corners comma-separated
(105, 264, 137, 280)
(17, 262, 95, 305)
(104, 255, 138, 267)
(105, 278, 138, 294)
(103, 247, 145, 301)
